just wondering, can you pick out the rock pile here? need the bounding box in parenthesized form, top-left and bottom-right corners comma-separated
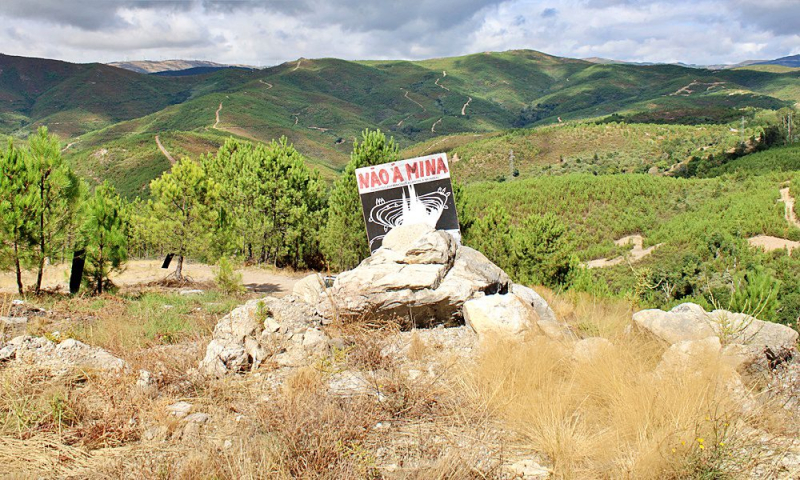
(0, 335, 127, 374)
(199, 295, 328, 377)
(200, 224, 569, 376)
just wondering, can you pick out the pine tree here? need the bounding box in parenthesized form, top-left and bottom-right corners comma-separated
(26, 127, 81, 294)
(204, 137, 326, 268)
(464, 202, 515, 274)
(148, 158, 220, 282)
(321, 129, 398, 271)
(513, 213, 577, 287)
(80, 182, 129, 294)
(0, 140, 38, 294)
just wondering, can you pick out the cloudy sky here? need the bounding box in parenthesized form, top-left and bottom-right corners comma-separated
(0, 0, 797, 66)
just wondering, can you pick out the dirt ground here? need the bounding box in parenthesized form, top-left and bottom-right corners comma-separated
(0, 259, 306, 295)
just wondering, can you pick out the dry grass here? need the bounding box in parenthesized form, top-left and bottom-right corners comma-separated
(460, 330, 790, 479)
(0, 288, 796, 479)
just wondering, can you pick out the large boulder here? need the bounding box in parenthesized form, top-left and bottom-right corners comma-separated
(463, 293, 538, 339)
(633, 303, 798, 374)
(315, 224, 511, 325)
(633, 303, 798, 351)
(199, 295, 327, 377)
(0, 336, 126, 374)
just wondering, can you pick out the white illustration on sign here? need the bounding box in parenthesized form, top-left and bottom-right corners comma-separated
(368, 185, 451, 250)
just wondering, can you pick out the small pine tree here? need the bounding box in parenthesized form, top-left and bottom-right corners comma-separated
(26, 127, 82, 294)
(513, 213, 577, 288)
(147, 158, 220, 282)
(464, 202, 515, 273)
(321, 129, 398, 271)
(0, 140, 38, 294)
(80, 182, 129, 294)
(215, 256, 245, 296)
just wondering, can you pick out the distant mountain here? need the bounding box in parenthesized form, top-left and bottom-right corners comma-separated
(152, 66, 254, 77)
(109, 59, 255, 74)
(583, 56, 765, 70)
(756, 54, 800, 68)
(0, 49, 797, 198)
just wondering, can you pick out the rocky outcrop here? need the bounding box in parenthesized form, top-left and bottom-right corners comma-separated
(315, 224, 511, 325)
(199, 295, 328, 377)
(633, 303, 798, 351)
(634, 303, 798, 377)
(0, 336, 126, 374)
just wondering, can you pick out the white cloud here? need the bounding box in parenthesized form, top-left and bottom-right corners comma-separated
(0, 0, 796, 65)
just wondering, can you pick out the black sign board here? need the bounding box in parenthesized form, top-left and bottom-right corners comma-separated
(69, 249, 85, 295)
(355, 153, 460, 253)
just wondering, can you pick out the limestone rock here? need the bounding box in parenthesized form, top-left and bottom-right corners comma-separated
(511, 283, 571, 340)
(657, 336, 722, 373)
(506, 459, 550, 479)
(0, 335, 126, 374)
(293, 273, 326, 306)
(317, 225, 510, 325)
(633, 303, 716, 344)
(199, 295, 326, 377)
(463, 293, 538, 339)
(167, 401, 193, 419)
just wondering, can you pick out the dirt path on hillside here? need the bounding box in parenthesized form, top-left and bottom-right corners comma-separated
(259, 80, 273, 89)
(435, 77, 450, 92)
(154, 135, 176, 165)
(461, 97, 472, 116)
(585, 235, 663, 269)
(670, 80, 726, 96)
(61, 142, 77, 153)
(0, 260, 305, 295)
(431, 118, 442, 133)
(402, 89, 426, 112)
(780, 187, 800, 228)
(293, 59, 303, 71)
(213, 103, 223, 129)
(748, 235, 800, 254)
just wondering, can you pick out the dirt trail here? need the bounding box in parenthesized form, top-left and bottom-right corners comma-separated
(293, 59, 303, 71)
(670, 80, 726, 96)
(61, 142, 77, 153)
(748, 187, 800, 253)
(435, 77, 450, 91)
(154, 135, 175, 165)
(259, 80, 273, 89)
(586, 235, 663, 269)
(461, 97, 472, 116)
(402, 89, 426, 112)
(748, 235, 800, 254)
(431, 118, 442, 133)
(780, 187, 800, 229)
(0, 259, 304, 295)
(213, 102, 223, 128)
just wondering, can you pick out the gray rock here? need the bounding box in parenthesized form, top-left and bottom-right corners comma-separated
(0, 316, 28, 325)
(0, 335, 127, 373)
(293, 273, 326, 306)
(179, 289, 204, 295)
(317, 226, 510, 325)
(633, 303, 718, 344)
(506, 459, 550, 479)
(463, 293, 537, 339)
(633, 303, 798, 352)
(199, 295, 325, 376)
(183, 412, 210, 424)
(166, 401, 193, 418)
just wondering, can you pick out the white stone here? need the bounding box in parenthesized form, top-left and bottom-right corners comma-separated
(293, 274, 326, 305)
(463, 293, 537, 339)
(167, 401, 193, 418)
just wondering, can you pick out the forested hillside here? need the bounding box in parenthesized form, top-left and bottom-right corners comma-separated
(1, 49, 798, 197)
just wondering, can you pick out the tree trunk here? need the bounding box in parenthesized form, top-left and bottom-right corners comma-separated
(13, 241, 23, 295)
(35, 252, 44, 295)
(175, 255, 184, 281)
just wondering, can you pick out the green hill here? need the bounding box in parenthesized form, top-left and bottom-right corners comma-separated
(3, 49, 799, 197)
